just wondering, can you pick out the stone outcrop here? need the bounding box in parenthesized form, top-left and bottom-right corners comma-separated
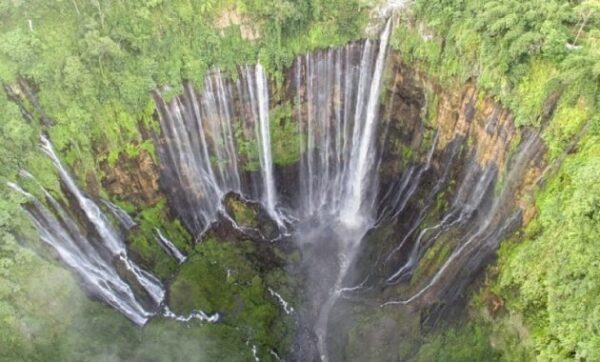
(215, 6, 260, 40)
(100, 148, 161, 208)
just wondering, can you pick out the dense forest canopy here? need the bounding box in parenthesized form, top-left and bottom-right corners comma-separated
(0, 0, 369, 174)
(0, 0, 598, 360)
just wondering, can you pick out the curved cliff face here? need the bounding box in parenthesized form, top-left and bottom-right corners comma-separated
(142, 47, 545, 361)
(370, 53, 545, 301)
(100, 148, 162, 207)
(15, 38, 546, 360)
(324, 54, 546, 360)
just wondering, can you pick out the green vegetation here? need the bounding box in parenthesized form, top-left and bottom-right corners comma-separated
(399, 1, 600, 359)
(235, 121, 261, 172)
(126, 199, 192, 278)
(271, 102, 301, 166)
(393, 0, 599, 156)
(235, 102, 301, 171)
(1, 0, 598, 360)
(0, 0, 369, 180)
(0, 204, 296, 361)
(226, 195, 261, 227)
(169, 237, 295, 354)
(412, 322, 501, 362)
(410, 237, 452, 286)
(492, 130, 600, 360)
(0, 243, 284, 362)
(0, 221, 138, 361)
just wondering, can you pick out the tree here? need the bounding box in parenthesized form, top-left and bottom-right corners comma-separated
(574, 0, 600, 45)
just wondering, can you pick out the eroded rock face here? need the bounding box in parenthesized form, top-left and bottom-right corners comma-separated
(215, 6, 260, 40)
(100, 149, 161, 207)
(324, 53, 547, 360)
(377, 53, 527, 184)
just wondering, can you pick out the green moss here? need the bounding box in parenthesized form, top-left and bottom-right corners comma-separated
(233, 102, 301, 171)
(127, 199, 192, 279)
(235, 121, 261, 172)
(271, 102, 301, 167)
(228, 196, 260, 227)
(410, 239, 452, 286)
(434, 189, 449, 213)
(411, 322, 501, 362)
(169, 237, 294, 355)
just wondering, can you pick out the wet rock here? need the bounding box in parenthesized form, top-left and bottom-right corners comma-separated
(100, 149, 161, 208)
(221, 192, 281, 242)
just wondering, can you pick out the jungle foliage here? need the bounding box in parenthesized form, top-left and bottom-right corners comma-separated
(393, 0, 599, 156)
(398, 0, 600, 360)
(494, 130, 600, 360)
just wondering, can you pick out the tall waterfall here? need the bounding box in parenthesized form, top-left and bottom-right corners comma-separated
(8, 181, 153, 325)
(39, 136, 166, 306)
(149, 21, 392, 358)
(9, 137, 222, 326)
(3, 11, 551, 360)
(7, 137, 164, 325)
(382, 131, 542, 306)
(153, 65, 282, 236)
(294, 20, 392, 226)
(291, 20, 393, 361)
(8, 15, 406, 358)
(252, 64, 279, 221)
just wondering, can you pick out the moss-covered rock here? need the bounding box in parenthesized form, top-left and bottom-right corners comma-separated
(223, 192, 280, 241)
(125, 199, 192, 279)
(168, 236, 296, 357)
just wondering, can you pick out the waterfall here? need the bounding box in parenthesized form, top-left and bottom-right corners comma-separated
(154, 18, 391, 239)
(40, 137, 123, 255)
(155, 228, 187, 264)
(153, 65, 282, 236)
(294, 20, 392, 227)
(101, 199, 136, 230)
(342, 20, 393, 225)
(40, 136, 166, 305)
(7, 181, 153, 326)
(254, 64, 279, 224)
(15, 17, 396, 358)
(291, 20, 393, 362)
(381, 130, 543, 306)
(10, 137, 222, 326)
(2, 10, 551, 359)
